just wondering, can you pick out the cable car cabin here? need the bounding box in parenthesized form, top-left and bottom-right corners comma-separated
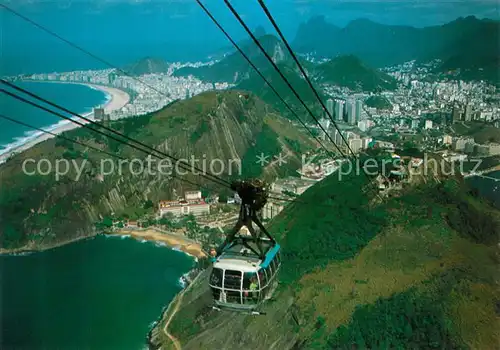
(209, 240, 281, 311)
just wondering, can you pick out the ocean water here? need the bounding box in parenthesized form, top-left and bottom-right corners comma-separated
(0, 81, 108, 155)
(0, 235, 194, 350)
(467, 170, 500, 209)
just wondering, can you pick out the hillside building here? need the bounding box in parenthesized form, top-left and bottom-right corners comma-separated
(158, 190, 210, 217)
(453, 137, 474, 152)
(263, 177, 316, 220)
(271, 176, 316, 196)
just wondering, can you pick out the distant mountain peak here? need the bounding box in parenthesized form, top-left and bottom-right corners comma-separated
(122, 57, 170, 76)
(347, 18, 376, 26)
(253, 25, 266, 38)
(317, 54, 397, 92)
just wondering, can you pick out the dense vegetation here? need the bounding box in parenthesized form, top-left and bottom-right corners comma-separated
(316, 55, 397, 92)
(239, 124, 282, 178)
(269, 161, 386, 282)
(235, 63, 325, 122)
(323, 288, 465, 349)
(166, 152, 499, 349)
(365, 95, 393, 110)
(452, 122, 500, 143)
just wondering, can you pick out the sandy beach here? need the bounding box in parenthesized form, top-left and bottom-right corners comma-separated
(0, 82, 130, 164)
(107, 229, 207, 259)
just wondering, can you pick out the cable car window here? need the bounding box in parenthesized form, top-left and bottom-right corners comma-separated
(224, 270, 242, 289)
(210, 268, 223, 287)
(243, 272, 257, 289)
(258, 268, 267, 287)
(268, 260, 275, 276)
(264, 266, 272, 286)
(271, 257, 278, 272)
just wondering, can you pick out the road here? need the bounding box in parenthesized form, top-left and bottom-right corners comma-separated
(163, 272, 203, 350)
(463, 164, 500, 178)
(163, 293, 183, 350)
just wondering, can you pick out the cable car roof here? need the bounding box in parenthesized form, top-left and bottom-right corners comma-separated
(213, 241, 281, 272)
(260, 243, 280, 268)
(213, 258, 260, 273)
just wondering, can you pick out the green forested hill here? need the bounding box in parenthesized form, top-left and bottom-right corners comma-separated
(0, 91, 315, 251)
(235, 63, 326, 122)
(293, 16, 499, 84)
(122, 57, 170, 76)
(162, 161, 500, 349)
(365, 95, 393, 110)
(316, 55, 398, 92)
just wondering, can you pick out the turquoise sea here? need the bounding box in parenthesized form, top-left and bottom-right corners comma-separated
(0, 235, 194, 350)
(0, 81, 108, 154)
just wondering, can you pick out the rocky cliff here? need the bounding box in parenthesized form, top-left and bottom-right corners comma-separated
(0, 91, 316, 250)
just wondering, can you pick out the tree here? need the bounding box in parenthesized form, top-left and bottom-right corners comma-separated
(2, 224, 22, 248)
(143, 200, 154, 209)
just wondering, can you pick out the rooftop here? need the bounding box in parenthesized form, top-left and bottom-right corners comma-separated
(159, 199, 208, 208)
(273, 176, 317, 189)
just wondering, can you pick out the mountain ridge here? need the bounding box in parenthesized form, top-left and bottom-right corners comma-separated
(293, 15, 499, 82)
(316, 55, 398, 92)
(174, 34, 291, 84)
(122, 57, 170, 76)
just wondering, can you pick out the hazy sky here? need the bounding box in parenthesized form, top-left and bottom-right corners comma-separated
(2, 0, 498, 74)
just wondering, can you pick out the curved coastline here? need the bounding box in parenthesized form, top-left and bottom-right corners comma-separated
(0, 81, 130, 164)
(105, 229, 207, 259)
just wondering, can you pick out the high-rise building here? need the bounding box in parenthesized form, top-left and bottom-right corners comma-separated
(411, 119, 419, 129)
(335, 100, 345, 122)
(453, 137, 474, 151)
(326, 98, 334, 119)
(346, 100, 356, 125)
(93, 107, 105, 121)
(358, 120, 368, 132)
(464, 141, 476, 154)
(108, 72, 117, 85)
(355, 100, 362, 122)
(319, 118, 330, 131)
(425, 120, 433, 129)
(319, 118, 330, 140)
(465, 105, 472, 122)
(333, 129, 346, 146)
(452, 104, 462, 123)
(349, 138, 363, 153)
(102, 114, 110, 127)
(441, 114, 448, 126)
